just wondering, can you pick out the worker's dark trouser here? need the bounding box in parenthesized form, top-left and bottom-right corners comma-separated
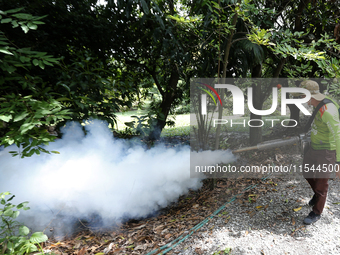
(302, 147, 336, 215)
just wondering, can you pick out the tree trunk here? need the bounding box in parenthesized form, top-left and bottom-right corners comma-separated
(148, 69, 179, 141)
(249, 59, 285, 144)
(287, 0, 311, 127)
(214, 0, 241, 150)
(295, 0, 312, 32)
(249, 64, 263, 145)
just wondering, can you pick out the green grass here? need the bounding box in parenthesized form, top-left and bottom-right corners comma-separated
(114, 111, 290, 137)
(161, 114, 190, 137)
(114, 109, 148, 130)
(114, 112, 191, 137)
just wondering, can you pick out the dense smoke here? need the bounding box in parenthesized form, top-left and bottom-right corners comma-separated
(0, 120, 235, 238)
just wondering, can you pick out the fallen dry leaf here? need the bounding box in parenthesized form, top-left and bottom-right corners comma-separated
(74, 241, 82, 249)
(195, 247, 204, 254)
(137, 235, 151, 242)
(293, 207, 302, 212)
(185, 217, 202, 221)
(132, 224, 146, 230)
(291, 225, 305, 236)
(247, 210, 256, 218)
(41, 177, 274, 255)
(50, 242, 64, 247)
(77, 247, 86, 255)
(292, 218, 295, 226)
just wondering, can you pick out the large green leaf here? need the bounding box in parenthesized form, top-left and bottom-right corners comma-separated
(1, 18, 12, 23)
(0, 47, 13, 55)
(12, 13, 33, 19)
(14, 112, 29, 122)
(19, 225, 30, 236)
(0, 114, 12, 122)
(5, 7, 25, 14)
(3, 208, 13, 217)
(140, 0, 150, 15)
(12, 210, 20, 219)
(29, 232, 48, 244)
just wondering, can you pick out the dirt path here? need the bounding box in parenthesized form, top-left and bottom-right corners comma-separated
(172, 175, 340, 255)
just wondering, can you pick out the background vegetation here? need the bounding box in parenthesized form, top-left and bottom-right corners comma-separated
(2, 1, 340, 253)
(1, 0, 340, 151)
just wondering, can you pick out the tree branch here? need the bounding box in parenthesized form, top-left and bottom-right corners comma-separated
(145, 65, 164, 97)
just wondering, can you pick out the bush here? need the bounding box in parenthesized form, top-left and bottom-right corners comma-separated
(0, 192, 48, 255)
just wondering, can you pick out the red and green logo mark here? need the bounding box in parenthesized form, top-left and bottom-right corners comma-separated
(196, 82, 222, 106)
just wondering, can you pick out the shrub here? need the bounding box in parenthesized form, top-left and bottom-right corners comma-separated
(0, 192, 48, 255)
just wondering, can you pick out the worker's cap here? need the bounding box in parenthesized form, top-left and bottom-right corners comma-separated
(292, 80, 326, 101)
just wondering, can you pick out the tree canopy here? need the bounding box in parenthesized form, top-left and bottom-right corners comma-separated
(1, 0, 340, 155)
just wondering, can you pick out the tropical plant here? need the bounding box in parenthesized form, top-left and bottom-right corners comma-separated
(0, 7, 72, 157)
(0, 192, 48, 255)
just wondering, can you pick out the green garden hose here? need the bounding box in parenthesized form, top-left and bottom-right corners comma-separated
(146, 173, 273, 255)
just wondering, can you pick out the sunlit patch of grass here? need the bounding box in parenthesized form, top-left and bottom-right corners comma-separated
(114, 113, 191, 137)
(161, 114, 190, 137)
(113, 110, 147, 130)
(161, 125, 190, 137)
(114, 111, 287, 137)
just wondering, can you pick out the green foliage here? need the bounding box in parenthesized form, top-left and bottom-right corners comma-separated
(161, 125, 190, 137)
(283, 62, 313, 78)
(1, 3, 126, 155)
(56, 50, 123, 128)
(219, 137, 230, 150)
(172, 103, 191, 114)
(316, 56, 340, 78)
(0, 8, 72, 157)
(125, 115, 156, 137)
(328, 79, 340, 98)
(106, 0, 193, 139)
(3, 0, 340, 146)
(0, 7, 45, 35)
(0, 7, 58, 78)
(125, 110, 175, 138)
(113, 127, 139, 139)
(0, 95, 71, 157)
(268, 30, 327, 61)
(247, 28, 275, 47)
(212, 247, 232, 255)
(0, 192, 48, 255)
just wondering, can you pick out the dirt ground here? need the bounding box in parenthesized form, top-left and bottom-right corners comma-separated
(42, 124, 340, 255)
